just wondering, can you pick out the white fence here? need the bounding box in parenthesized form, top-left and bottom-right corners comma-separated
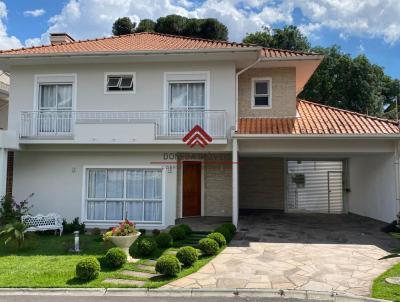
(20, 110, 227, 139)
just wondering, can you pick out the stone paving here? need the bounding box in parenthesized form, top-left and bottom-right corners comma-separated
(164, 213, 400, 296)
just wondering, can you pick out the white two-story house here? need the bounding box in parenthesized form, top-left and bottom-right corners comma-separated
(0, 32, 399, 229)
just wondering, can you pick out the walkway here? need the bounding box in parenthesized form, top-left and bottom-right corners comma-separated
(164, 213, 399, 296)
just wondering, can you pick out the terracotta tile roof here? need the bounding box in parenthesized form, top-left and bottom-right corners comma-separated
(0, 32, 319, 58)
(237, 99, 400, 135)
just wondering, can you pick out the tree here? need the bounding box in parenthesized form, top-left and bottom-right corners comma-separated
(299, 46, 388, 116)
(198, 18, 228, 40)
(155, 15, 188, 35)
(243, 25, 310, 51)
(112, 17, 135, 36)
(135, 19, 156, 33)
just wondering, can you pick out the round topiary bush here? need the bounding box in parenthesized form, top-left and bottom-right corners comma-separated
(199, 238, 219, 255)
(75, 257, 100, 281)
(156, 232, 173, 248)
(105, 247, 127, 268)
(207, 232, 226, 247)
(169, 226, 186, 241)
(178, 224, 192, 235)
(155, 255, 181, 276)
(214, 226, 231, 242)
(221, 222, 236, 235)
(137, 237, 157, 256)
(176, 246, 198, 267)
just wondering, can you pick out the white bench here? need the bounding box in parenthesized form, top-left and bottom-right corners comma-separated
(21, 213, 63, 236)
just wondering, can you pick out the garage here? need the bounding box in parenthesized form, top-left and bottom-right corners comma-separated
(286, 160, 344, 213)
(239, 158, 345, 214)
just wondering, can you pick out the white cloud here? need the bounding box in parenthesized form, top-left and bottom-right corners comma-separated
(0, 1, 22, 50)
(292, 0, 400, 45)
(4, 0, 400, 51)
(23, 9, 46, 17)
(24, 37, 42, 47)
(31, 0, 292, 44)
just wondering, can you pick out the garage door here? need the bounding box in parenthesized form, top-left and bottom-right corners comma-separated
(286, 160, 344, 213)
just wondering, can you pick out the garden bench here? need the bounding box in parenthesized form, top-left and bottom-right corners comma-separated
(21, 213, 63, 236)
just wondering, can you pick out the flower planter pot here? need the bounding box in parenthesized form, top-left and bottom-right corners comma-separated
(109, 232, 141, 262)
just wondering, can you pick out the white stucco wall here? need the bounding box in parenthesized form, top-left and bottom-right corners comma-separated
(12, 151, 177, 229)
(8, 61, 236, 137)
(348, 153, 398, 223)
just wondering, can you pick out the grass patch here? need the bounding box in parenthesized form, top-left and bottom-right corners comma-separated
(0, 231, 223, 288)
(372, 262, 400, 301)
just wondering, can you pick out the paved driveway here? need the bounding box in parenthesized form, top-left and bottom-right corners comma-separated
(164, 213, 399, 296)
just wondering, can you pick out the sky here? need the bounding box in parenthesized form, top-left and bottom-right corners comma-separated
(1, 0, 400, 79)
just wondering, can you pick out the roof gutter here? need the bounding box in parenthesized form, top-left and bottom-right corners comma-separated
(235, 57, 262, 131)
(233, 133, 400, 139)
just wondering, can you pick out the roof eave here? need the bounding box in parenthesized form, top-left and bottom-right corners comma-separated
(0, 47, 262, 60)
(233, 133, 400, 139)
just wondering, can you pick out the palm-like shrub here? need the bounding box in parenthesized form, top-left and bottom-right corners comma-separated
(0, 222, 26, 249)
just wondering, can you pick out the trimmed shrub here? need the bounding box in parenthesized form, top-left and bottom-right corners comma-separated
(221, 222, 236, 235)
(199, 238, 219, 256)
(169, 226, 186, 241)
(214, 226, 231, 242)
(155, 255, 181, 276)
(90, 227, 101, 236)
(137, 237, 157, 256)
(152, 229, 161, 236)
(178, 224, 192, 235)
(207, 232, 226, 247)
(75, 257, 100, 281)
(176, 246, 198, 267)
(156, 232, 173, 248)
(105, 247, 126, 268)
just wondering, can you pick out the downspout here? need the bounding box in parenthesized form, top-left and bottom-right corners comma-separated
(395, 141, 400, 222)
(235, 57, 262, 131)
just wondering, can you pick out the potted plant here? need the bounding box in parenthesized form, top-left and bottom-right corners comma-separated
(103, 219, 140, 262)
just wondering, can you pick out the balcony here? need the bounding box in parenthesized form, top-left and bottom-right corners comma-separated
(19, 110, 227, 143)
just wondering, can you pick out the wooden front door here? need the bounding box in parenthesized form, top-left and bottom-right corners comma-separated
(182, 161, 202, 217)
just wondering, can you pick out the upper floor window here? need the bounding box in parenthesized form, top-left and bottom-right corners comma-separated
(105, 72, 135, 94)
(39, 84, 72, 110)
(251, 78, 271, 108)
(169, 82, 205, 110)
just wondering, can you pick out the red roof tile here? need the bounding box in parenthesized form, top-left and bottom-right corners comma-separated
(0, 32, 319, 58)
(237, 99, 400, 135)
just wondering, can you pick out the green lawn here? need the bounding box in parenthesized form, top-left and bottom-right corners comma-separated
(372, 262, 400, 302)
(0, 232, 222, 288)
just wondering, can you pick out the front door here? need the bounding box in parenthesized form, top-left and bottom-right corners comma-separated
(182, 161, 202, 217)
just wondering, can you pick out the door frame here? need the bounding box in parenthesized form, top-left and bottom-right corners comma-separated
(180, 159, 204, 218)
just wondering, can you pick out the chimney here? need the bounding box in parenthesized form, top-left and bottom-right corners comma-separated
(49, 33, 75, 45)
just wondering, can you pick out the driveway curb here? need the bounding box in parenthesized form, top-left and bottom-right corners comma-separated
(0, 288, 390, 302)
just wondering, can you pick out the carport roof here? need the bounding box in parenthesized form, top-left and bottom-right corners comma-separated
(237, 99, 400, 135)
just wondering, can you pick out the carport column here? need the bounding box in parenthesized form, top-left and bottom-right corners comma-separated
(0, 149, 7, 198)
(395, 142, 400, 220)
(232, 138, 239, 227)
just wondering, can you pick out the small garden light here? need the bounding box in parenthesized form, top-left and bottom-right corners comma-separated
(74, 231, 80, 252)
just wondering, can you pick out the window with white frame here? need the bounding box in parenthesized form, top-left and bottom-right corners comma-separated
(86, 168, 163, 223)
(38, 83, 73, 133)
(105, 73, 135, 92)
(168, 81, 205, 133)
(252, 78, 271, 108)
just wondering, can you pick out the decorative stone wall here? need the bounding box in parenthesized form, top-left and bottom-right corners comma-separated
(238, 67, 296, 118)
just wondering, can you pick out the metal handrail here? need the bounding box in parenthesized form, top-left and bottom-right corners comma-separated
(20, 110, 227, 139)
